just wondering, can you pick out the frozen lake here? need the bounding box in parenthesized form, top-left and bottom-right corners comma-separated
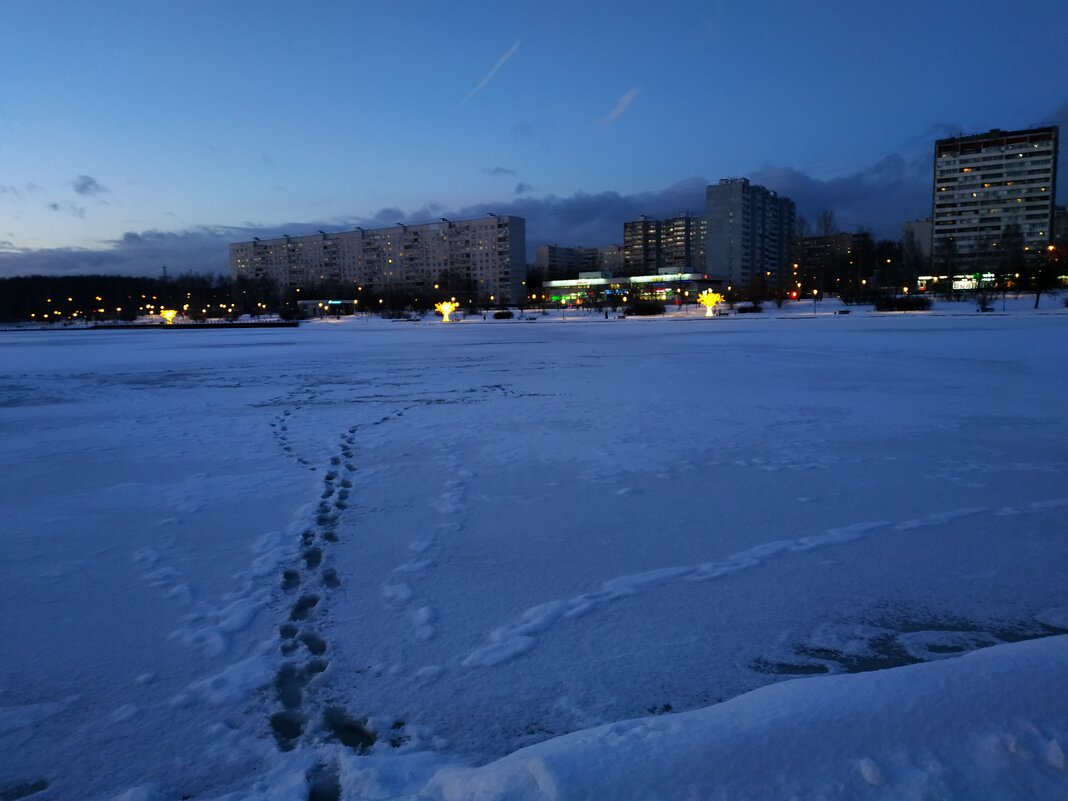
(2, 306, 1067, 800)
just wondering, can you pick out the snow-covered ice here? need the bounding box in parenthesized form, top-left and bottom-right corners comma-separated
(1, 300, 1066, 799)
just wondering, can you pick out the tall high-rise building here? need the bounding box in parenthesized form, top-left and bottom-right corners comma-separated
(230, 215, 526, 304)
(799, 232, 874, 289)
(1054, 206, 1068, 246)
(622, 213, 705, 275)
(535, 245, 587, 280)
(932, 126, 1058, 270)
(623, 216, 662, 275)
(661, 213, 707, 271)
(705, 178, 795, 286)
(535, 244, 625, 279)
(903, 219, 933, 263)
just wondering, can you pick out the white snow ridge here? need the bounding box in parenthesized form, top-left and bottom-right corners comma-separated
(1, 307, 1067, 800)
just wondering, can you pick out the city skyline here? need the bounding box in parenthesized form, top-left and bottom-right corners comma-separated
(2, 0, 1066, 277)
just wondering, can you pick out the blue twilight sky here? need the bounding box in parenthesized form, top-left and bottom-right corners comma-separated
(1, 0, 1066, 276)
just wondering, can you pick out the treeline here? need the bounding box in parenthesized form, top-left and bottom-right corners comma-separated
(0, 272, 515, 322)
(0, 274, 283, 322)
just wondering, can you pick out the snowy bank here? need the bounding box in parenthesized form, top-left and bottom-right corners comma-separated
(418, 635, 1068, 801)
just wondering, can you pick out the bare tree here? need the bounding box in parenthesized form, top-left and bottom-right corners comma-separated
(816, 210, 839, 237)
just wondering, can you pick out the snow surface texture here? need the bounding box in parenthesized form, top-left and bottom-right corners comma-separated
(1, 300, 1067, 800)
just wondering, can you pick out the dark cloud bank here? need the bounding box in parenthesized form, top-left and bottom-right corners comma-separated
(4, 108, 1065, 279)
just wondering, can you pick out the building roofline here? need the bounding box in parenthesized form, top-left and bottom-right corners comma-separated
(229, 213, 525, 248)
(935, 126, 1058, 146)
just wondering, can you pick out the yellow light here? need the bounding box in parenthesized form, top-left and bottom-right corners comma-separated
(435, 301, 459, 322)
(160, 309, 179, 324)
(696, 290, 724, 317)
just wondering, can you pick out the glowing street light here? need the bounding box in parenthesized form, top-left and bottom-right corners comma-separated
(696, 290, 724, 317)
(160, 309, 179, 324)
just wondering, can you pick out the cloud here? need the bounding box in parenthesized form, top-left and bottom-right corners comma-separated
(0, 225, 247, 278)
(461, 41, 520, 105)
(0, 182, 704, 278)
(602, 87, 640, 125)
(47, 201, 87, 219)
(6, 106, 1063, 279)
(749, 99, 1068, 238)
(752, 153, 931, 239)
(484, 166, 516, 176)
(72, 175, 107, 195)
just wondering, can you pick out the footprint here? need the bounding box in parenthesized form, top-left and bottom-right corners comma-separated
(269, 710, 305, 751)
(275, 663, 306, 709)
(290, 594, 320, 621)
(0, 779, 50, 801)
(323, 707, 376, 752)
(282, 570, 301, 592)
(322, 569, 341, 589)
(307, 763, 341, 801)
(298, 631, 327, 656)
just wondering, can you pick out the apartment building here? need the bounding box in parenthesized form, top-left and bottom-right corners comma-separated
(534, 244, 623, 280)
(230, 215, 526, 304)
(623, 213, 705, 275)
(705, 178, 795, 286)
(932, 127, 1058, 269)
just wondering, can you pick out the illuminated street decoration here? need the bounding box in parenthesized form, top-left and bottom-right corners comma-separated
(435, 301, 459, 322)
(160, 309, 179, 324)
(696, 291, 724, 317)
